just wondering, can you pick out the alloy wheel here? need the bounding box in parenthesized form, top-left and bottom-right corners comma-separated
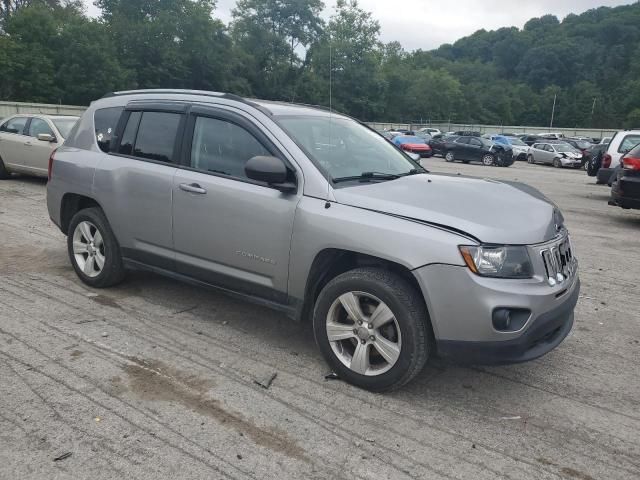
(445, 152, 454, 162)
(72, 221, 105, 278)
(326, 291, 402, 376)
(482, 154, 494, 166)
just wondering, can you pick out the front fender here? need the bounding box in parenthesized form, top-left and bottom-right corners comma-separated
(288, 196, 468, 300)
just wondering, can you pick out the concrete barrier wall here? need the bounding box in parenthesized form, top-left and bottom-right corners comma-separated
(367, 122, 619, 139)
(0, 101, 87, 119)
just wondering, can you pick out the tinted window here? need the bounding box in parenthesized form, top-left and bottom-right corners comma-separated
(455, 137, 470, 145)
(190, 116, 270, 178)
(1, 117, 28, 134)
(118, 112, 141, 156)
(28, 118, 54, 138)
(619, 135, 640, 153)
(133, 112, 181, 162)
(95, 107, 123, 152)
(469, 138, 482, 147)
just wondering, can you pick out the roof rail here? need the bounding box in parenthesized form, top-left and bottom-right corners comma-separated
(100, 89, 272, 116)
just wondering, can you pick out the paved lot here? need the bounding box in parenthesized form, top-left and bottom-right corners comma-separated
(0, 159, 639, 480)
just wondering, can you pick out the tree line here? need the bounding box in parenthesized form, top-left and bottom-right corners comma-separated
(1, 0, 639, 128)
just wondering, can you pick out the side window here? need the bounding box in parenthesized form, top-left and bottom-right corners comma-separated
(619, 135, 640, 153)
(28, 118, 54, 138)
(95, 107, 124, 153)
(118, 112, 141, 156)
(0, 117, 28, 134)
(190, 116, 270, 179)
(132, 112, 181, 163)
(455, 136, 470, 145)
(469, 138, 482, 147)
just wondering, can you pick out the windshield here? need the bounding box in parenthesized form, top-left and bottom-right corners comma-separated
(52, 118, 78, 138)
(277, 116, 418, 180)
(555, 144, 577, 153)
(508, 138, 526, 146)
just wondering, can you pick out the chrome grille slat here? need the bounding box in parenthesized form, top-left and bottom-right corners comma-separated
(541, 236, 575, 286)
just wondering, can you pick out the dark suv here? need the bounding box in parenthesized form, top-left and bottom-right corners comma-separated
(443, 136, 514, 167)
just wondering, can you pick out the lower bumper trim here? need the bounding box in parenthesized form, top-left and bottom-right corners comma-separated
(436, 278, 579, 365)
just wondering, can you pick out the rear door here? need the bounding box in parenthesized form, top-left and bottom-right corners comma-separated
(171, 106, 300, 303)
(94, 104, 185, 270)
(24, 117, 57, 174)
(0, 116, 30, 170)
(453, 136, 470, 160)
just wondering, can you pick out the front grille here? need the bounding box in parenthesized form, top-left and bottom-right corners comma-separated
(540, 236, 575, 286)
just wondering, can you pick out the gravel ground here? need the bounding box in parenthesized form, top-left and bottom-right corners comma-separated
(0, 158, 639, 480)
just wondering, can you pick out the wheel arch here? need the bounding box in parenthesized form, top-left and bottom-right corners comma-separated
(297, 248, 429, 327)
(60, 193, 105, 235)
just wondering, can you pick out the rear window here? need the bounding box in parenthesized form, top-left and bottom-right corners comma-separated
(94, 107, 124, 152)
(52, 118, 78, 138)
(627, 143, 640, 158)
(618, 134, 640, 153)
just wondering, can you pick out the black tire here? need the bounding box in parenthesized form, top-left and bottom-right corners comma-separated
(67, 207, 126, 288)
(313, 268, 432, 392)
(0, 156, 11, 179)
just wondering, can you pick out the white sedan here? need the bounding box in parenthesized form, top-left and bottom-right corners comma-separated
(0, 114, 79, 179)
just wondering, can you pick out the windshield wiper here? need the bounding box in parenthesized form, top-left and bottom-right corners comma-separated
(333, 171, 401, 183)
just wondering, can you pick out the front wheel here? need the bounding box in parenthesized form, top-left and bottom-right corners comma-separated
(313, 268, 431, 392)
(482, 154, 495, 166)
(67, 207, 126, 288)
(445, 151, 455, 162)
(553, 158, 562, 168)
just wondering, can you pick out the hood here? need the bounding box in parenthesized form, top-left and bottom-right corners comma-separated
(332, 173, 559, 244)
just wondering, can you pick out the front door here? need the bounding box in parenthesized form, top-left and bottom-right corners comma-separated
(24, 117, 57, 174)
(172, 108, 300, 303)
(467, 137, 484, 161)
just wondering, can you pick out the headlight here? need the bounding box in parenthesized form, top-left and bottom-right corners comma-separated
(459, 245, 533, 278)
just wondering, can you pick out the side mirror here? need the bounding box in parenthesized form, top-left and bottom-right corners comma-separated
(245, 156, 296, 193)
(37, 133, 55, 142)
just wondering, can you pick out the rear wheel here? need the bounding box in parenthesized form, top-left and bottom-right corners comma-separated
(67, 207, 126, 288)
(482, 154, 495, 166)
(0, 156, 10, 179)
(445, 151, 455, 162)
(313, 268, 431, 392)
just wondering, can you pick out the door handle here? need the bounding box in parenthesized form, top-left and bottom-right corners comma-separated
(179, 183, 207, 194)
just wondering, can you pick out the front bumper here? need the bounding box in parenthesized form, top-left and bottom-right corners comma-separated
(560, 158, 582, 167)
(413, 263, 579, 365)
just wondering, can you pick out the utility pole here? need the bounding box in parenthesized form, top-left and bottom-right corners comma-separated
(590, 97, 597, 127)
(549, 93, 557, 130)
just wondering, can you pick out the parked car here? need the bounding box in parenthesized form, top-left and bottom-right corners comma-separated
(444, 136, 514, 166)
(600, 137, 612, 145)
(487, 135, 529, 161)
(610, 143, 640, 210)
(520, 134, 542, 146)
(0, 114, 79, 179)
(527, 142, 583, 168)
(418, 127, 441, 136)
(392, 135, 433, 157)
(414, 130, 433, 142)
(453, 130, 482, 137)
(562, 138, 593, 168)
(543, 132, 566, 140)
(429, 133, 457, 156)
(597, 130, 640, 184)
(47, 89, 579, 392)
(585, 143, 608, 175)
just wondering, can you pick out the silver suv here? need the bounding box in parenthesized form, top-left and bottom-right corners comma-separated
(46, 90, 580, 391)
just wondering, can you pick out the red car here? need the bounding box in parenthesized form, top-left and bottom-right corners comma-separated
(392, 135, 433, 158)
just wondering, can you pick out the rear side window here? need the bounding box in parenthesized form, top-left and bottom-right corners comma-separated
(618, 134, 640, 153)
(116, 111, 181, 163)
(456, 137, 470, 145)
(94, 107, 124, 152)
(469, 138, 482, 147)
(1, 117, 28, 134)
(190, 116, 270, 179)
(28, 118, 54, 138)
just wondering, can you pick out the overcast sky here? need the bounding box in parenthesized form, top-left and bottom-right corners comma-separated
(83, 0, 635, 51)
